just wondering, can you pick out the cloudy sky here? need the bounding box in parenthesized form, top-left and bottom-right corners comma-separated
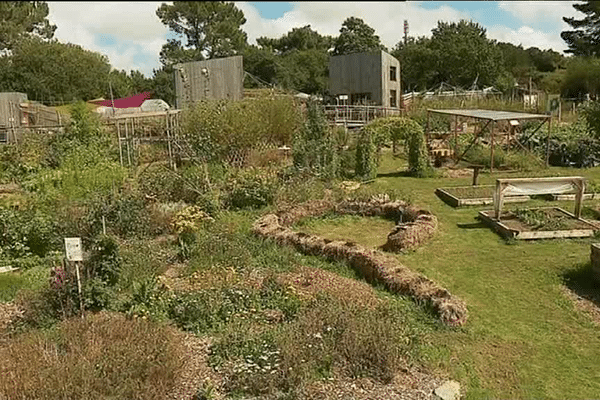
(46, 1, 583, 77)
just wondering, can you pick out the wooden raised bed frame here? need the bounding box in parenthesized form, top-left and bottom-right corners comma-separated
(436, 185, 530, 207)
(479, 207, 598, 240)
(552, 193, 600, 201)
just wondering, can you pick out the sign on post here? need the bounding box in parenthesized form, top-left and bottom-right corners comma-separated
(64, 237, 83, 262)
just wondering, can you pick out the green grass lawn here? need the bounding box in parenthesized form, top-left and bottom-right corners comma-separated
(303, 151, 600, 399)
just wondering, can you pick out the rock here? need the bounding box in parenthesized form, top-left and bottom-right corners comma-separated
(433, 380, 461, 400)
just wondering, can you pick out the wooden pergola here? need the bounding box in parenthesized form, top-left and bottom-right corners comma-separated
(426, 109, 552, 172)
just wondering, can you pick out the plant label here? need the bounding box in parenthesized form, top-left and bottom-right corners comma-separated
(64, 237, 83, 262)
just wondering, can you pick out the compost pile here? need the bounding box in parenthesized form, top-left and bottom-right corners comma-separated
(253, 196, 467, 326)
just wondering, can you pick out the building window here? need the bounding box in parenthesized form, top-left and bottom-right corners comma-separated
(351, 92, 372, 105)
(390, 90, 397, 108)
(390, 66, 397, 81)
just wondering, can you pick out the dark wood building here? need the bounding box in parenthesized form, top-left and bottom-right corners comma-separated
(174, 56, 244, 109)
(328, 50, 401, 108)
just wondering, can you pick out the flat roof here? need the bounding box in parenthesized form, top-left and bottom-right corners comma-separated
(427, 109, 551, 121)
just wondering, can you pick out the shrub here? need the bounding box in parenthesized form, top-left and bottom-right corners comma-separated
(292, 101, 339, 179)
(222, 168, 279, 210)
(405, 119, 434, 177)
(183, 95, 300, 164)
(0, 312, 185, 400)
(123, 277, 170, 321)
(277, 296, 412, 384)
(208, 295, 420, 397)
(84, 191, 151, 239)
(86, 234, 121, 286)
(168, 280, 301, 336)
(0, 207, 59, 261)
(355, 127, 378, 180)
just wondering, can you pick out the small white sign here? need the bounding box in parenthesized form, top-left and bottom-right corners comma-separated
(64, 237, 83, 262)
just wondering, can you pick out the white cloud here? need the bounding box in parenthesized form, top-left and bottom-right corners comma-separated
(498, 1, 581, 28)
(43, 1, 583, 78)
(47, 1, 168, 76)
(238, 2, 468, 49)
(488, 25, 569, 52)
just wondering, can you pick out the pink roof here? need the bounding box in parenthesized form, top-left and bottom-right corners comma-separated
(90, 92, 152, 108)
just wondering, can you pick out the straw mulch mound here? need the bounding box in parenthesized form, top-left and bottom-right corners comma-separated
(382, 213, 438, 253)
(334, 195, 438, 253)
(252, 213, 467, 327)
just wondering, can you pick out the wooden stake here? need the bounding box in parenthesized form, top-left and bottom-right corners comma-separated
(74, 261, 84, 318)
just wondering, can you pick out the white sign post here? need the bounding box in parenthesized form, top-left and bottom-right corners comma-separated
(64, 238, 84, 317)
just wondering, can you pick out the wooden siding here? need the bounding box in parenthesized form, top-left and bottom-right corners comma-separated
(174, 56, 244, 109)
(0, 92, 27, 128)
(381, 51, 401, 108)
(329, 51, 401, 107)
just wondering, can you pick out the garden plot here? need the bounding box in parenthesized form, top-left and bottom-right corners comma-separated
(479, 207, 599, 240)
(552, 193, 600, 201)
(435, 185, 529, 207)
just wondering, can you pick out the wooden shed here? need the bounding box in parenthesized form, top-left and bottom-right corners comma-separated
(174, 55, 244, 109)
(329, 50, 401, 108)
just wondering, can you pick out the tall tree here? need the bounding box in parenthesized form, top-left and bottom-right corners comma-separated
(0, 1, 56, 52)
(392, 37, 438, 92)
(0, 37, 111, 103)
(151, 65, 176, 107)
(156, 1, 247, 64)
(253, 25, 332, 93)
(561, 1, 600, 56)
(257, 25, 333, 55)
(332, 17, 386, 56)
(427, 20, 504, 88)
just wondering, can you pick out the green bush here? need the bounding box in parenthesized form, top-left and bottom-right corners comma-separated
(168, 281, 301, 336)
(355, 128, 378, 180)
(84, 192, 151, 239)
(87, 234, 121, 286)
(183, 95, 300, 164)
(292, 101, 339, 179)
(0, 207, 60, 261)
(223, 168, 278, 210)
(405, 119, 434, 177)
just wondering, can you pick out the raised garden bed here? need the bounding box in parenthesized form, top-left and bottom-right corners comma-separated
(552, 193, 600, 201)
(479, 207, 599, 240)
(436, 185, 530, 207)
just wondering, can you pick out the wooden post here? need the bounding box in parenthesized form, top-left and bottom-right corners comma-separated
(494, 180, 506, 220)
(74, 261, 84, 318)
(425, 110, 431, 153)
(117, 120, 123, 166)
(454, 114, 458, 161)
(472, 166, 482, 186)
(574, 178, 585, 219)
(490, 120, 495, 173)
(545, 117, 552, 168)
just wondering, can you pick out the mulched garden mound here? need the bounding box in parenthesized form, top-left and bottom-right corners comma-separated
(252, 196, 467, 327)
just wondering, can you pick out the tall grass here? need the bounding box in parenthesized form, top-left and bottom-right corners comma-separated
(183, 94, 301, 163)
(0, 312, 184, 400)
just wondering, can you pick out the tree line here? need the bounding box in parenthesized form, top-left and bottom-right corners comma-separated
(0, 1, 599, 106)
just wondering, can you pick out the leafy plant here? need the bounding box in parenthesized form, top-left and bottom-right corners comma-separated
(405, 119, 434, 177)
(292, 100, 339, 179)
(355, 127, 378, 180)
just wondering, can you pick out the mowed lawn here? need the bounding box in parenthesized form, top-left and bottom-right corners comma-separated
(304, 152, 600, 399)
